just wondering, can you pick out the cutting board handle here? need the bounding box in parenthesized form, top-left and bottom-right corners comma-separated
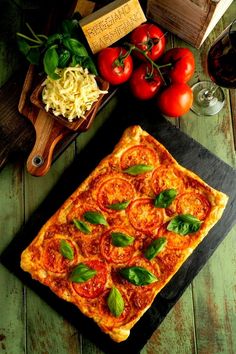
(26, 109, 69, 177)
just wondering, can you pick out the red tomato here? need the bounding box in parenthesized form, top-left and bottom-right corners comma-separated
(130, 23, 166, 61)
(162, 48, 195, 83)
(129, 64, 163, 100)
(97, 47, 133, 85)
(157, 83, 193, 117)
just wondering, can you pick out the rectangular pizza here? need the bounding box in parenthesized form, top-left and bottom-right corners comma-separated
(21, 125, 228, 342)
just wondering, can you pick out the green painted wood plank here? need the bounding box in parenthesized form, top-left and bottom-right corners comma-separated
(23, 145, 81, 354)
(141, 286, 196, 354)
(0, 160, 25, 354)
(193, 227, 236, 354)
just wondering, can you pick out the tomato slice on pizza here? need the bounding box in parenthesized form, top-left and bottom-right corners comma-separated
(120, 145, 158, 170)
(71, 260, 108, 299)
(157, 249, 186, 277)
(151, 166, 184, 194)
(98, 288, 132, 325)
(158, 223, 191, 250)
(130, 287, 155, 311)
(176, 192, 211, 220)
(100, 228, 135, 264)
(127, 198, 164, 233)
(68, 202, 107, 234)
(97, 177, 135, 212)
(41, 237, 79, 274)
(128, 255, 161, 278)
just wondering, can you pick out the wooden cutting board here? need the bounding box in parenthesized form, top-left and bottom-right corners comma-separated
(18, 65, 109, 176)
(17, 65, 72, 176)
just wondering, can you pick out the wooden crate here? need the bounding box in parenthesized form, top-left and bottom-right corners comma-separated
(146, 0, 233, 48)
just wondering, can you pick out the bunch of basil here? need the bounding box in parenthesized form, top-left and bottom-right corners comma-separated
(16, 15, 97, 80)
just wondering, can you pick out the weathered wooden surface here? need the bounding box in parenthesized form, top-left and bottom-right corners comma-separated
(0, 2, 236, 354)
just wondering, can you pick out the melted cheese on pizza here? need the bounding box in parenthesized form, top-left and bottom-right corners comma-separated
(21, 125, 228, 342)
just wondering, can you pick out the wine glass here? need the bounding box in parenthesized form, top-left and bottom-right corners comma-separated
(191, 19, 236, 116)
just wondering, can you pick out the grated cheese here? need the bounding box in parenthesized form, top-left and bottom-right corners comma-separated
(42, 66, 107, 122)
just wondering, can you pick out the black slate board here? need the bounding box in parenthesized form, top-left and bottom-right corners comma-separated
(1, 90, 236, 354)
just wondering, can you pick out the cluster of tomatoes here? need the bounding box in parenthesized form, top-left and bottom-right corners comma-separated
(96, 23, 195, 118)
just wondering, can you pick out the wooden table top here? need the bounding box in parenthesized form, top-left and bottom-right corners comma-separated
(0, 2, 235, 353)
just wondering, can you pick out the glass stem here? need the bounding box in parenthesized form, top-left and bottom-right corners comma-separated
(202, 84, 218, 101)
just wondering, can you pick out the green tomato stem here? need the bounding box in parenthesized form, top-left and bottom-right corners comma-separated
(114, 46, 133, 68)
(124, 42, 171, 85)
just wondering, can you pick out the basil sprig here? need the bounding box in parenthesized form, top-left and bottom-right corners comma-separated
(16, 18, 98, 80)
(73, 219, 91, 234)
(59, 240, 74, 260)
(107, 201, 130, 210)
(111, 232, 134, 247)
(107, 287, 124, 317)
(144, 237, 167, 260)
(123, 164, 154, 175)
(154, 189, 177, 208)
(167, 214, 202, 236)
(120, 266, 158, 286)
(70, 263, 97, 283)
(83, 211, 108, 226)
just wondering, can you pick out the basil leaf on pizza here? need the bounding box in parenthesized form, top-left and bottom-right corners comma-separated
(111, 232, 135, 247)
(59, 240, 74, 260)
(120, 266, 158, 285)
(123, 164, 154, 175)
(144, 237, 167, 260)
(107, 287, 124, 317)
(83, 211, 108, 226)
(70, 263, 97, 283)
(167, 214, 202, 236)
(107, 201, 130, 210)
(154, 189, 177, 208)
(73, 219, 91, 234)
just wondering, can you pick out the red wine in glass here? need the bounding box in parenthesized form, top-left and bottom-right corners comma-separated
(208, 28, 236, 88)
(191, 19, 236, 116)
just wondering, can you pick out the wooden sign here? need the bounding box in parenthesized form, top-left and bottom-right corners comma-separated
(79, 0, 146, 53)
(146, 0, 233, 48)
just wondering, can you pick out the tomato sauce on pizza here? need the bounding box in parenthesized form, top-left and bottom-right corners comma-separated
(21, 125, 228, 343)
